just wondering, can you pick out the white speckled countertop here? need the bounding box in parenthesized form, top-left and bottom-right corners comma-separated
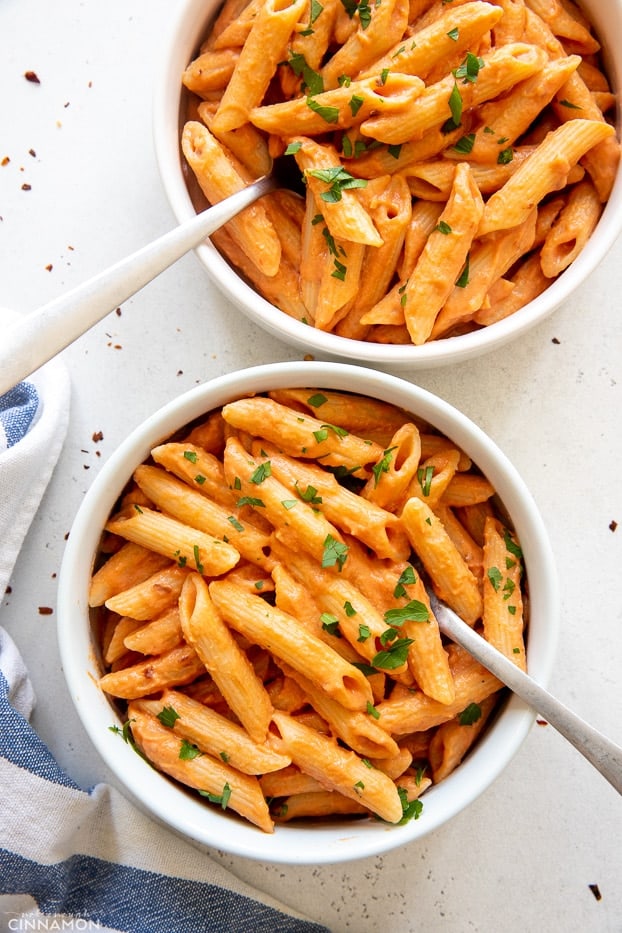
(1, 1, 621, 930)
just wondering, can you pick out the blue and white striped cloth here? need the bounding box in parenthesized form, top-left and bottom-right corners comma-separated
(0, 365, 329, 933)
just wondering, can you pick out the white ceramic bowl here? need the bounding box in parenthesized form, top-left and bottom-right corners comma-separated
(58, 361, 558, 864)
(153, 0, 622, 370)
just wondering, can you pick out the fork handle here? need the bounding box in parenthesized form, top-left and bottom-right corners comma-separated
(0, 175, 275, 397)
(434, 602, 622, 796)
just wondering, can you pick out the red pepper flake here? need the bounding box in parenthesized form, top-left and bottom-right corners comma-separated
(536, 719, 548, 726)
(24, 70, 40, 84)
(115, 307, 122, 316)
(21, 183, 32, 191)
(92, 430, 104, 443)
(1, 156, 9, 166)
(5, 586, 12, 595)
(38, 606, 53, 615)
(588, 884, 602, 901)
(609, 520, 618, 532)
(551, 337, 560, 344)
(45, 264, 53, 272)
(29, 148, 36, 157)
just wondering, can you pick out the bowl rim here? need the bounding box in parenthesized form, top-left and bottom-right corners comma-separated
(57, 361, 559, 864)
(152, 0, 622, 369)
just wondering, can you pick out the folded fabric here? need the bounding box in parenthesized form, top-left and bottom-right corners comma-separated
(0, 342, 330, 932)
(0, 311, 71, 597)
(0, 628, 329, 932)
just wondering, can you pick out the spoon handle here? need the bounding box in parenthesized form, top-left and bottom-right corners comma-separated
(0, 175, 275, 396)
(432, 598, 622, 796)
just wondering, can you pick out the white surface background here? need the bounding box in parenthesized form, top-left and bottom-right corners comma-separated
(1, 1, 621, 930)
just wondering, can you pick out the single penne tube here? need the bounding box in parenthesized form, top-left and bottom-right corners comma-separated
(259, 765, 326, 798)
(103, 616, 143, 665)
(474, 251, 550, 325)
(292, 136, 383, 247)
(210, 0, 264, 48)
(482, 517, 526, 669)
(249, 73, 424, 136)
(122, 607, 183, 656)
(525, 0, 600, 54)
(427, 694, 499, 783)
(396, 572, 455, 705)
(360, 43, 547, 146)
(440, 472, 496, 508)
(280, 662, 400, 759)
(182, 121, 282, 277)
(401, 496, 483, 625)
(273, 790, 369, 821)
(361, 422, 422, 513)
(221, 395, 384, 470)
(336, 174, 412, 340)
(464, 55, 581, 163)
(320, 0, 410, 89)
(477, 119, 615, 236)
(210, 226, 307, 322)
(397, 200, 444, 281)
(151, 443, 237, 510)
(396, 772, 433, 802)
(198, 100, 272, 178)
(287, 0, 340, 73)
(256, 441, 410, 561)
(209, 579, 374, 711)
(179, 573, 274, 743)
(403, 162, 484, 345)
(211, 0, 307, 133)
(127, 704, 274, 833)
(133, 464, 274, 571)
(182, 47, 240, 96)
(98, 642, 206, 699)
(89, 542, 171, 607)
(181, 410, 226, 453)
(357, 1, 503, 81)
(270, 711, 404, 822)
(369, 746, 412, 780)
(540, 178, 602, 277)
(313, 236, 366, 333)
(431, 209, 537, 339)
(433, 504, 483, 581)
(375, 644, 503, 735)
(104, 565, 189, 621)
(105, 507, 240, 578)
(135, 691, 291, 775)
(402, 151, 533, 201)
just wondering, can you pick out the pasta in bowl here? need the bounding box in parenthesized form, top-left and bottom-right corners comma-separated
(153, 0, 622, 368)
(58, 361, 558, 863)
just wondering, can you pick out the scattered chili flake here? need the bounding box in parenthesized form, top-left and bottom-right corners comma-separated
(609, 520, 618, 532)
(1, 156, 9, 166)
(21, 183, 32, 191)
(45, 264, 53, 272)
(92, 430, 104, 443)
(5, 586, 12, 595)
(28, 148, 36, 158)
(551, 337, 560, 344)
(536, 718, 548, 726)
(38, 606, 53, 615)
(24, 70, 40, 84)
(588, 884, 602, 901)
(115, 307, 122, 316)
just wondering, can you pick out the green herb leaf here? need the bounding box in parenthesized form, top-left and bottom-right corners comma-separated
(322, 534, 349, 570)
(306, 96, 340, 124)
(371, 445, 396, 487)
(179, 739, 203, 760)
(157, 705, 180, 728)
(397, 786, 424, 823)
(384, 600, 429, 626)
(487, 566, 503, 591)
(307, 166, 368, 202)
(183, 450, 198, 463)
(394, 565, 417, 598)
(455, 252, 470, 287)
(227, 515, 244, 532)
(250, 462, 271, 484)
(459, 702, 482, 725)
(321, 612, 341, 635)
(307, 392, 328, 407)
(372, 637, 414, 669)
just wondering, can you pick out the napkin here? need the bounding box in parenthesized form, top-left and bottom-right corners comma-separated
(0, 350, 329, 932)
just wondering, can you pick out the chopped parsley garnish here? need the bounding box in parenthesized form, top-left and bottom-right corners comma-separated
(322, 534, 349, 570)
(558, 98, 581, 109)
(447, 26, 459, 40)
(453, 132, 476, 154)
(455, 253, 470, 287)
(454, 52, 485, 82)
(443, 82, 463, 132)
(285, 140, 302, 155)
(459, 702, 482, 725)
(227, 515, 244, 532)
(394, 565, 417, 598)
(199, 782, 232, 809)
(357, 623, 371, 642)
(366, 701, 380, 719)
(306, 96, 340, 124)
(281, 499, 297, 510)
(344, 600, 357, 616)
(288, 51, 324, 96)
(194, 474, 206, 485)
(157, 705, 180, 728)
(183, 450, 198, 463)
(179, 739, 203, 760)
(307, 166, 368, 202)
(371, 445, 396, 487)
(436, 220, 452, 235)
(321, 612, 341, 635)
(349, 94, 364, 117)
(487, 566, 503, 591)
(296, 482, 322, 504)
(397, 786, 423, 823)
(193, 545, 204, 574)
(384, 600, 429, 626)
(417, 464, 434, 496)
(497, 147, 514, 164)
(236, 495, 265, 508)
(387, 143, 402, 159)
(307, 392, 328, 407)
(372, 637, 414, 669)
(250, 462, 271, 484)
